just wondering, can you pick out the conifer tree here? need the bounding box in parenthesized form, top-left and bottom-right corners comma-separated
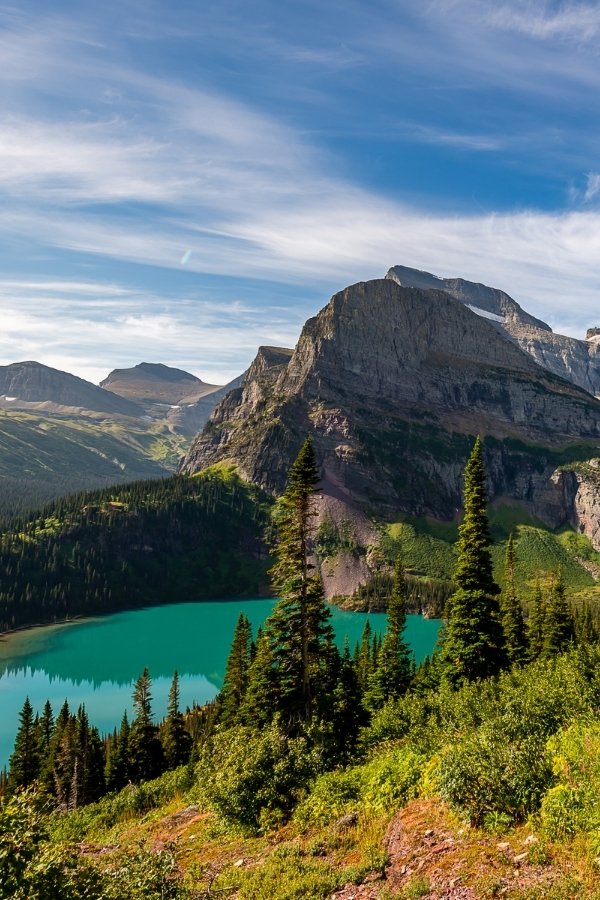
(8, 697, 40, 792)
(364, 553, 412, 710)
(266, 436, 336, 724)
(105, 712, 130, 792)
(161, 671, 191, 768)
(542, 574, 574, 657)
(219, 615, 252, 726)
(500, 534, 528, 666)
(128, 667, 164, 782)
(356, 620, 373, 691)
(439, 436, 506, 684)
(240, 630, 276, 727)
(527, 579, 546, 659)
(331, 638, 363, 757)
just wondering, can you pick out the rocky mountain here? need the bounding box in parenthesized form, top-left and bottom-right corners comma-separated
(100, 362, 219, 407)
(0, 361, 145, 417)
(100, 362, 243, 437)
(180, 276, 600, 595)
(387, 265, 600, 397)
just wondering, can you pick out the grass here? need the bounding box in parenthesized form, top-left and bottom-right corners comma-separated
(381, 504, 600, 605)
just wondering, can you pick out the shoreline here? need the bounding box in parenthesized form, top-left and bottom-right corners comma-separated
(0, 615, 91, 642)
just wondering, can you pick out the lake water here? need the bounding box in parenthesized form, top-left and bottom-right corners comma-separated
(0, 600, 441, 768)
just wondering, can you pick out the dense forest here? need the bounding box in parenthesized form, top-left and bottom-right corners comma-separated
(3, 437, 600, 898)
(0, 467, 272, 632)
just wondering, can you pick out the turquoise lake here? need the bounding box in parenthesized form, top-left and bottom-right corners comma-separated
(0, 600, 441, 768)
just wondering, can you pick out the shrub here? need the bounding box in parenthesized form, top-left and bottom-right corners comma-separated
(294, 768, 361, 828)
(431, 726, 552, 826)
(196, 723, 324, 831)
(360, 746, 427, 813)
(540, 721, 600, 847)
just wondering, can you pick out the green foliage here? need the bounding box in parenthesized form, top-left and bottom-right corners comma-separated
(294, 768, 361, 828)
(540, 721, 600, 849)
(0, 469, 271, 631)
(430, 725, 552, 826)
(359, 745, 426, 813)
(223, 845, 342, 900)
(196, 723, 324, 832)
(440, 437, 506, 685)
(265, 436, 338, 726)
(0, 788, 104, 899)
(364, 554, 413, 711)
(50, 765, 196, 842)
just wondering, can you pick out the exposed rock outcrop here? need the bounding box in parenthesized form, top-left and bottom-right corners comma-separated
(387, 265, 600, 398)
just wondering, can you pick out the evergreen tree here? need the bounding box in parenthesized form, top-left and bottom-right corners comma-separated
(542, 574, 574, 657)
(439, 437, 506, 684)
(355, 620, 373, 691)
(37, 700, 54, 756)
(105, 712, 130, 792)
(527, 579, 546, 660)
(240, 630, 276, 727)
(8, 697, 40, 792)
(128, 668, 164, 782)
(500, 534, 528, 666)
(331, 638, 363, 758)
(266, 436, 336, 725)
(161, 671, 191, 768)
(218, 615, 253, 726)
(364, 553, 412, 710)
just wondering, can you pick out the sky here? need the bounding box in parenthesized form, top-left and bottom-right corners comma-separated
(2, 0, 600, 385)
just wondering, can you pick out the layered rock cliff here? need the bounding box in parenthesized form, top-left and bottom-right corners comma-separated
(387, 265, 600, 397)
(181, 279, 600, 581)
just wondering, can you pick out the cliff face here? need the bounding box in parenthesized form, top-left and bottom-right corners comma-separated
(181, 280, 600, 570)
(386, 265, 600, 397)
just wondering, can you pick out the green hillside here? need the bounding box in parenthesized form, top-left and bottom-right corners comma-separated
(376, 502, 600, 613)
(0, 467, 272, 632)
(0, 411, 188, 516)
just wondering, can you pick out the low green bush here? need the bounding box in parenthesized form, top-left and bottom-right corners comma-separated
(430, 726, 552, 826)
(196, 723, 324, 832)
(540, 721, 600, 850)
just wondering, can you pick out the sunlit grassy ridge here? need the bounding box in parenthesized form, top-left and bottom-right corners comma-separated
(380, 503, 600, 609)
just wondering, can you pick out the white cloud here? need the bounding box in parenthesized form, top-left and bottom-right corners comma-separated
(584, 172, 600, 202)
(490, 3, 600, 43)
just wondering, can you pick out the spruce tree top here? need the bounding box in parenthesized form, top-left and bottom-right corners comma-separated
(454, 436, 499, 597)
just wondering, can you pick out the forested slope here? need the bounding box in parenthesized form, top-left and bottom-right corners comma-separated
(0, 468, 271, 632)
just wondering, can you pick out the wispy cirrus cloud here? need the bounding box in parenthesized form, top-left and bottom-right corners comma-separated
(490, 3, 600, 42)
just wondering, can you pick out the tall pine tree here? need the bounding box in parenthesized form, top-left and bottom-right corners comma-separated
(218, 615, 253, 726)
(439, 436, 506, 684)
(541, 573, 574, 657)
(161, 671, 191, 768)
(8, 697, 40, 792)
(128, 667, 164, 782)
(266, 436, 336, 725)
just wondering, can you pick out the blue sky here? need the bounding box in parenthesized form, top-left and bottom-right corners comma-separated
(2, 0, 600, 384)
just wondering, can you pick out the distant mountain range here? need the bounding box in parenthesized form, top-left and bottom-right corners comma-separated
(0, 360, 243, 515)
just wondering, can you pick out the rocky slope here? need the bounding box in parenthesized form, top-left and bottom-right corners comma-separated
(101, 363, 243, 437)
(387, 265, 600, 397)
(181, 277, 600, 592)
